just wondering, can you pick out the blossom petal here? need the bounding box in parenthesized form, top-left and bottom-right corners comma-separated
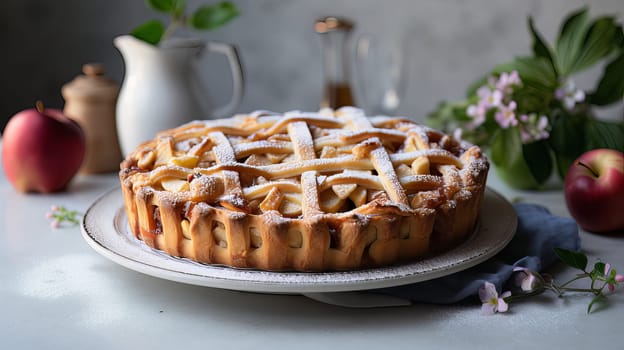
(563, 97, 575, 110)
(497, 298, 509, 313)
(490, 90, 503, 106)
(481, 303, 496, 315)
(466, 105, 478, 117)
(521, 275, 537, 292)
(477, 86, 491, 99)
(479, 282, 498, 302)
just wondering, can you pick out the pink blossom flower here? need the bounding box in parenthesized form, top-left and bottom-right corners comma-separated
(513, 267, 543, 292)
(45, 204, 82, 229)
(466, 103, 487, 127)
(520, 114, 550, 143)
(477, 86, 490, 99)
(555, 79, 585, 110)
(496, 71, 521, 93)
(477, 87, 503, 108)
(50, 219, 60, 229)
(494, 101, 518, 128)
(616, 275, 624, 283)
(479, 282, 511, 315)
(520, 130, 532, 143)
(604, 263, 620, 293)
(537, 115, 549, 131)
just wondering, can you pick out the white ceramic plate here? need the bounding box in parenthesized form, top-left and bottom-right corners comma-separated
(81, 188, 516, 294)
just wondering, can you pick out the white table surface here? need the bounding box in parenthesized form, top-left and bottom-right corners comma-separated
(1, 161, 622, 349)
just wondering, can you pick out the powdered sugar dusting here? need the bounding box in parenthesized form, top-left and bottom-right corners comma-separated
(210, 132, 236, 162)
(287, 122, 316, 161)
(301, 171, 320, 215)
(370, 144, 409, 205)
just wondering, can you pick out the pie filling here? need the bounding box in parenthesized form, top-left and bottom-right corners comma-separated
(119, 108, 489, 271)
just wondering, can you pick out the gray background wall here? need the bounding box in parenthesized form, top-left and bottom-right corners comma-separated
(1, 0, 623, 132)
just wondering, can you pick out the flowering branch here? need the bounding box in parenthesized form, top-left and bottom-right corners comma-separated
(45, 205, 82, 229)
(479, 248, 624, 315)
(464, 71, 552, 144)
(428, 7, 624, 190)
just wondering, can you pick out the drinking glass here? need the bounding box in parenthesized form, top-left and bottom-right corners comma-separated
(355, 34, 408, 115)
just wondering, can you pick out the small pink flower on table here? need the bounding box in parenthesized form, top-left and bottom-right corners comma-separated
(479, 282, 511, 315)
(513, 267, 538, 292)
(604, 263, 624, 293)
(44, 204, 82, 229)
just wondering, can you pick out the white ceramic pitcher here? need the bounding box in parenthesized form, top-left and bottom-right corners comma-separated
(114, 35, 244, 156)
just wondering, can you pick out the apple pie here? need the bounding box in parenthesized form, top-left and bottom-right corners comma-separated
(119, 108, 489, 271)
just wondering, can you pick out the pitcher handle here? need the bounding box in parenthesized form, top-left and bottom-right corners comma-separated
(204, 42, 244, 117)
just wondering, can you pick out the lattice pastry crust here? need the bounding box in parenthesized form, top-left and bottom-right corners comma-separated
(119, 108, 489, 271)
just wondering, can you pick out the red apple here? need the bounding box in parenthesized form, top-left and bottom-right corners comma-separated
(2, 101, 85, 193)
(564, 148, 624, 233)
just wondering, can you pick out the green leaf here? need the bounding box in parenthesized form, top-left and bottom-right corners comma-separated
(522, 140, 553, 185)
(592, 261, 606, 279)
(554, 247, 588, 271)
(615, 24, 624, 48)
(492, 57, 558, 91)
(569, 16, 620, 74)
(548, 113, 587, 178)
(146, 0, 185, 15)
(188, 2, 239, 31)
(491, 128, 521, 168)
(466, 56, 557, 99)
(131, 19, 166, 45)
(589, 52, 624, 106)
(584, 119, 624, 152)
(528, 16, 557, 76)
(512, 84, 554, 115)
(555, 7, 591, 76)
(490, 128, 543, 189)
(587, 294, 607, 314)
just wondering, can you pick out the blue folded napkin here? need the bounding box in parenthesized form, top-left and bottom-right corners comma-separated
(376, 203, 580, 304)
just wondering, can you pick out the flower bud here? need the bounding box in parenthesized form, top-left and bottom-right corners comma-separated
(513, 267, 544, 293)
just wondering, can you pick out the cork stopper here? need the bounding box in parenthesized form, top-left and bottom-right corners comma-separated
(82, 63, 105, 77)
(315, 17, 354, 33)
(61, 62, 119, 101)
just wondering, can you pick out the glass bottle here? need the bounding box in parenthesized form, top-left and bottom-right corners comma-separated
(315, 17, 355, 109)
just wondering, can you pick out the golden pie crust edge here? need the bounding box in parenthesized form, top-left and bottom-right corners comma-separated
(119, 111, 489, 272)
